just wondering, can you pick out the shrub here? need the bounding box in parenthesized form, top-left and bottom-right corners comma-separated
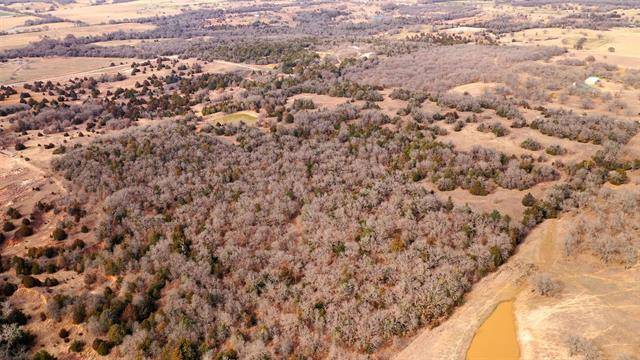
(469, 180, 488, 196)
(32, 350, 56, 360)
(107, 324, 126, 345)
(565, 190, 640, 265)
(14, 143, 26, 151)
(284, 113, 294, 123)
(44, 277, 59, 287)
(4, 328, 35, 354)
(80, 225, 89, 233)
(3, 221, 15, 232)
(14, 257, 30, 275)
(69, 340, 85, 353)
(30, 263, 41, 275)
(92, 339, 112, 356)
(292, 98, 315, 110)
(477, 122, 508, 137)
(214, 349, 238, 360)
(170, 339, 200, 360)
(520, 138, 542, 151)
(1, 282, 17, 296)
(545, 144, 566, 156)
(608, 169, 628, 185)
(5, 309, 28, 325)
(15, 225, 34, 237)
(491, 122, 508, 137)
(71, 239, 86, 250)
(58, 328, 70, 339)
(389, 237, 406, 252)
(52, 228, 67, 241)
(6, 207, 22, 219)
(522, 193, 536, 207)
(45, 263, 57, 273)
(567, 335, 601, 360)
(21, 275, 42, 288)
(531, 273, 560, 296)
(72, 302, 87, 324)
(52, 146, 66, 155)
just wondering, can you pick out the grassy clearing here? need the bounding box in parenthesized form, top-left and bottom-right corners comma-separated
(91, 39, 147, 47)
(202, 111, 259, 125)
(218, 112, 258, 123)
(0, 57, 134, 85)
(0, 15, 34, 32)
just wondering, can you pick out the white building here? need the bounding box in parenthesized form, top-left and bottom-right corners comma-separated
(584, 76, 601, 87)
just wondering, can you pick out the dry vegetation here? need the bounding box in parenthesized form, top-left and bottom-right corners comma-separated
(1, 1, 640, 359)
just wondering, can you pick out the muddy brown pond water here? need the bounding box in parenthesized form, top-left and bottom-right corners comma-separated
(466, 300, 520, 360)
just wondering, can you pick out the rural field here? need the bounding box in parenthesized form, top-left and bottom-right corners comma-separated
(1, 1, 640, 359)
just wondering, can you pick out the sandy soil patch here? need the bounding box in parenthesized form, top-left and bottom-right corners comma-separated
(450, 82, 501, 97)
(377, 89, 409, 117)
(201, 59, 276, 74)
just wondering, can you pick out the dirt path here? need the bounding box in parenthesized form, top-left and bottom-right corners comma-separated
(0, 150, 66, 194)
(537, 219, 558, 267)
(209, 59, 274, 72)
(3, 63, 133, 87)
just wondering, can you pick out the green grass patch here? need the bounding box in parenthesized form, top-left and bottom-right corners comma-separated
(219, 112, 257, 124)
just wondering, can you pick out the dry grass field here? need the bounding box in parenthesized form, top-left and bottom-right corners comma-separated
(450, 82, 501, 97)
(0, 57, 134, 85)
(0, 23, 156, 51)
(48, 0, 190, 25)
(504, 27, 640, 69)
(0, 13, 38, 32)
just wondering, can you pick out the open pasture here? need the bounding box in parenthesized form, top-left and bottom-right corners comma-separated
(0, 57, 134, 85)
(0, 22, 156, 51)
